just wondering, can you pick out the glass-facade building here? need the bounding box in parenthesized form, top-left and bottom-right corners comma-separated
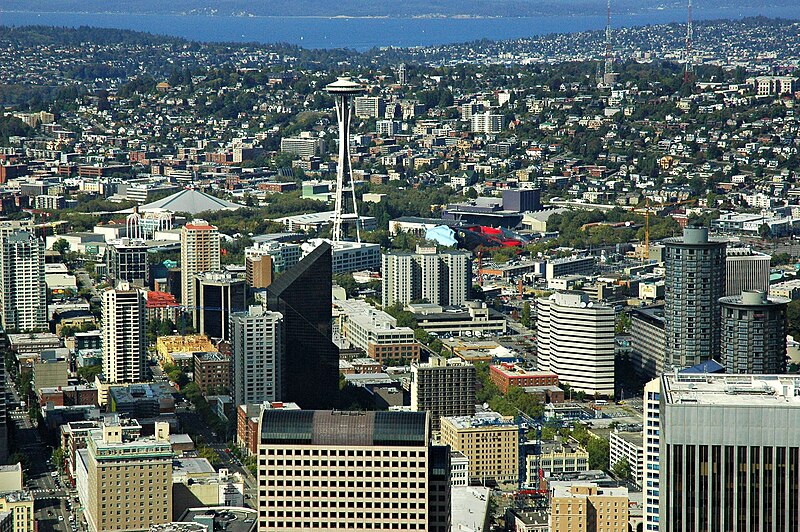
(266, 242, 339, 409)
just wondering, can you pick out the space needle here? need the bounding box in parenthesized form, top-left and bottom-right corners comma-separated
(326, 76, 365, 244)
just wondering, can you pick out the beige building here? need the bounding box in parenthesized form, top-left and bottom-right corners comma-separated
(77, 421, 173, 532)
(530, 437, 589, 480)
(0, 491, 34, 532)
(180, 220, 220, 312)
(440, 411, 518, 486)
(257, 409, 450, 532)
(550, 482, 629, 532)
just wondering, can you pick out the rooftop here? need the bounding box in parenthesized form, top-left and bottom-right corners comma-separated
(662, 373, 800, 407)
(442, 411, 516, 430)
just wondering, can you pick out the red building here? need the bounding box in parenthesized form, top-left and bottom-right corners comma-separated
(489, 363, 559, 394)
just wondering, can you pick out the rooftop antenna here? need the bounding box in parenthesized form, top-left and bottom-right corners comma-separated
(325, 76, 365, 244)
(684, 0, 693, 83)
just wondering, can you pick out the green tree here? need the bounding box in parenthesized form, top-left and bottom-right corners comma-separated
(612, 456, 631, 480)
(520, 302, 531, 328)
(77, 364, 103, 383)
(52, 238, 71, 256)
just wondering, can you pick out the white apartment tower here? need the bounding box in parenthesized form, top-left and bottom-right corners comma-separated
(230, 306, 283, 406)
(181, 219, 220, 313)
(0, 230, 46, 332)
(536, 292, 615, 396)
(643, 378, 661, 532)
(102, 283, 146, 384)
(382, 248, 471, 308)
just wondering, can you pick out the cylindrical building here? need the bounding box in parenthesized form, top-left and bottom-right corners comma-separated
(663, 226, 726, 370)
(719, 290, 789, 374)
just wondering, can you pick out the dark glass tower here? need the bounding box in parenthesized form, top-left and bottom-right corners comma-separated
(266, 242, 339, 409)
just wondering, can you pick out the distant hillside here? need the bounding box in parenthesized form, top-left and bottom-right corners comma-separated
(3, 0, 799, 18)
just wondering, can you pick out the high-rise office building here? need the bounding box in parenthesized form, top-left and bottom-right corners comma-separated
(536, 292, 615, 396)
(193, 272, 246, 340)
(230, 306, 283, 407)
(245, 253, 272, 289)
(725, 246, 770, 296)
(630, 306, 666, 380)
(0, 363, 6, 464)
(382, 248, 471, 308)
(266, 242, 338, 409)
(257, 409, 449, 531)
(663, 226, 726, 369)
(106, 238, 148, 287)
(643, 378, 661, 532)
(77, 421, 173, 532)
(659, 372, 800, 531)
(180, 220, 220, 313)
(102, 283, 146, 384)
(719, 290, 788, 374)
(410, 356, 476, 431)
(0, 230, 46, 332)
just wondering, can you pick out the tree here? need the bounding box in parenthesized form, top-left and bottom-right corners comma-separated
(612, 456, 631, 480)
(759, 223, 772, 240)
(77, 364, 103, 383)
(520, 301, 531, 328)
(52, 238, 70, 256)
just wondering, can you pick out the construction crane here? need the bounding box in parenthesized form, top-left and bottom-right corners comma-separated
(641, 197, 698, 262)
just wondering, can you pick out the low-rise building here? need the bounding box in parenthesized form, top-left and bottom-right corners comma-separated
(440, 411, 519, 486)
(192, 352, 230, 395)
(530, 436, 589, 480)
(157, 335, 214, 367)
(411, 301, 507, 336)
(334, 299, 419, 365)
(489, 363, 559, 394)
(550, 482, 629, 532)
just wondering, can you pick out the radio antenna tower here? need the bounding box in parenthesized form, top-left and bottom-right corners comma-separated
(326, 76, 365, 244)
(684, 0, 693, 83)
(604, 0, 614, 79)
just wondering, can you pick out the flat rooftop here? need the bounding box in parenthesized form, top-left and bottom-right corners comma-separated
(663, 374, 800, 407)
(442, 411, 516, 430)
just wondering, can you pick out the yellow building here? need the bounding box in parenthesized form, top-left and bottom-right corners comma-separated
(440, 411, 518, 486)
(550, 482, 629, 532)
(0, 491, 35, 532)
(156, 335, 214, 366)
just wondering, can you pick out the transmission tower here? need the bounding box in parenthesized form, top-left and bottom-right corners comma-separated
(684, 0, 694, 83)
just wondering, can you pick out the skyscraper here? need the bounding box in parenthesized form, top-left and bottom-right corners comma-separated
(663, 226, 726, 369)
(192, 272, 246, 340)
(536, 292, 615, 397)
(0, 362, 7, 464)
(230, 306, 283, 407)
(257, 409, 448, 531)
(659, 372, 800, 531)
(106, 238, 148, 288)
(266, 242, 339, 409)
(411, 355, 476, 431)
(382, 248, 471, 308)
(642, 378, 661, 532)
(0, 230, 46, 332)
(180, 219, 220, 313)
(725, 246, 770, 296)
(719, 290, 788, 374)
(102, 283, 146, 384)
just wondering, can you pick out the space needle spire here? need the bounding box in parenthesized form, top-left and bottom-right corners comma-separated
(325, 76, 365, 244)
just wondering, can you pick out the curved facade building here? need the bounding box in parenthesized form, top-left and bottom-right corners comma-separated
(719, 290, 789, 374)
(663, 226, 726, 370)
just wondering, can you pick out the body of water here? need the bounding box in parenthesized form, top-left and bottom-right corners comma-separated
(1, 6, 799, 50)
